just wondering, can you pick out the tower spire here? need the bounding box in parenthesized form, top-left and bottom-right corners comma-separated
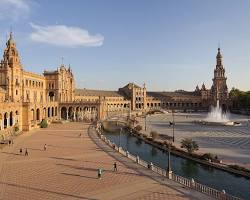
(216, 47, 223, 68)
(9, 26, 13, 40)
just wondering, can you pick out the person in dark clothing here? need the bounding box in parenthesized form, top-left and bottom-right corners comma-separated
(44, 144, 47, 151)
(25, 148, 28, 156)
(19, 148, 22, 155)
(113, 162, 117, 172)
(98, 168, 102, 179)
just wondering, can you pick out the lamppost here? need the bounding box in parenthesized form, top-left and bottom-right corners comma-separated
(119, 127, 122, 149)
(167, 142, 172, 179)
(144, 113, 147, 131)
(172, 110, 175, 143)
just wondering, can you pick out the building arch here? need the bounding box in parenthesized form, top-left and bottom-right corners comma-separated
(4, 113, 8, 129)
(49, 91, 55, 102)
(31, 109, 35, 121)
(36, 108, 40, 121)
(9, 112, 13, 126)
(43, 108, 46, 119)
(48, 107, 50, 118)
(0, 113, 2, 130)
(61, 107, 67, 120)
(68, 107, 74, 120)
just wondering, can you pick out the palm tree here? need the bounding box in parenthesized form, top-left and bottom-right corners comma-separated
(181, 138, 199, 154)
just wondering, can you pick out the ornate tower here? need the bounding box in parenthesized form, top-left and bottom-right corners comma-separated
(211, 48, 228, 104)
(0, 32, 23, 102)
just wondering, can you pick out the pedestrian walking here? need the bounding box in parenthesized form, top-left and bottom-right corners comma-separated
(97, 168, 102, 179)
(19, 148, 22, 155)
(25, 148, 28, 156)
(113, 162, 117, 172)
(44, 144, 47, 151)
(8, 140, 11, 146)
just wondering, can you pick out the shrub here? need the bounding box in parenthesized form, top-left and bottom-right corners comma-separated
(40, 119, 48, 128)
(150, 131, 158, 140)
(201, 153, 214, 161)
(228, 165, 250, 173)
(134, 125, 142, 132)
(14, 126, 19, 132)
(181, 138, 199, 154)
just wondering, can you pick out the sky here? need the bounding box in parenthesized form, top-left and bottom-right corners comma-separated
(0, 0, 250, 91)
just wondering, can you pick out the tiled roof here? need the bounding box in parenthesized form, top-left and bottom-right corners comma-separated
(123, 82, 141, 89)
(75, 89, 122, 97)
(147, 91, 200, 99)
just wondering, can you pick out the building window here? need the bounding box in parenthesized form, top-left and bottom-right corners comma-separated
(16, 90, 18, 95)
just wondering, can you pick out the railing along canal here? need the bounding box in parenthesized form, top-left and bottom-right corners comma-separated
(94, 126, 242, 200)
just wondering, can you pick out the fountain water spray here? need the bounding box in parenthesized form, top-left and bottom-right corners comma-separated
(206, 99, 229, 122)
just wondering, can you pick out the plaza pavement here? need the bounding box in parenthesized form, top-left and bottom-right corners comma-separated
(0, 122, 212, 200)
(138, 113, 250, 169)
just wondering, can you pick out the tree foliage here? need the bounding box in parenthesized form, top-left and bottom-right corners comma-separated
(134, 125, 142, 132)
(230, 88, 250, 109)
(40, 119, 48, 128)
(150, 131, 158, 140)
(181, 138, 199, 154)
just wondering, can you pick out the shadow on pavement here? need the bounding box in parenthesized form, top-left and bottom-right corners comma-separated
(61, 172, 97, 180)
(0, 181, 97, 200)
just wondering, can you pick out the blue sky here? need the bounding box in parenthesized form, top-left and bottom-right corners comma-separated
(0, 0, 250, 91)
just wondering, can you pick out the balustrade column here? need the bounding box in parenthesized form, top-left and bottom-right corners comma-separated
(66, 111, 69, 120)
(12, 117, 15, 126)
(136, 155, 140, 164)
(81, 111, 83, 120)
(16, 115, 19, 124)
(167, 146, 172, 179)
(191, 178, 195, 188)
(59, 110, 61, 120)
(2, 119, 5, 129)
(6, 118, 9, 128)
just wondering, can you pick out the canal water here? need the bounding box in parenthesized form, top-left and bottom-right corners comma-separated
(104, 131, 250, 200)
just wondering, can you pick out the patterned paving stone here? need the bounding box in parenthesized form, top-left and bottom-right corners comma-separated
(0, 122, 211, 200)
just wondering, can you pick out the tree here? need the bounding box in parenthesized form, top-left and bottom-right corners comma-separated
(150, 131, 158, 140)
(229, 88, 250, 109)
(134, 125, 142, 132)
(181, 138, 199, 154)
(40, 119, 48, 128)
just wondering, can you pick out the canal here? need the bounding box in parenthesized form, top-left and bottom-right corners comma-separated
(104, 130, 250, 200)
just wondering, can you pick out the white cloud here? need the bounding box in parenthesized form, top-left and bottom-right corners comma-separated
(30, 23, 104, 47)
(0, 0, 31, 20)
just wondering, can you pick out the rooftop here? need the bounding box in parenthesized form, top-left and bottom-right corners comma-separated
(75, 89, 122, 97)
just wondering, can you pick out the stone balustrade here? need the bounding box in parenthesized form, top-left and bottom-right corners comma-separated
(95, 124, 241, 200)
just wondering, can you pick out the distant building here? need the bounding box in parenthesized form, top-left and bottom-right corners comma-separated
(0, 33, 231, 135)
(146, 48, 231, 112)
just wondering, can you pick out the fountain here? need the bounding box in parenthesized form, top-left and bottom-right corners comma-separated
(206, 99, 229, 124)
(199, 88, 239, 126)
